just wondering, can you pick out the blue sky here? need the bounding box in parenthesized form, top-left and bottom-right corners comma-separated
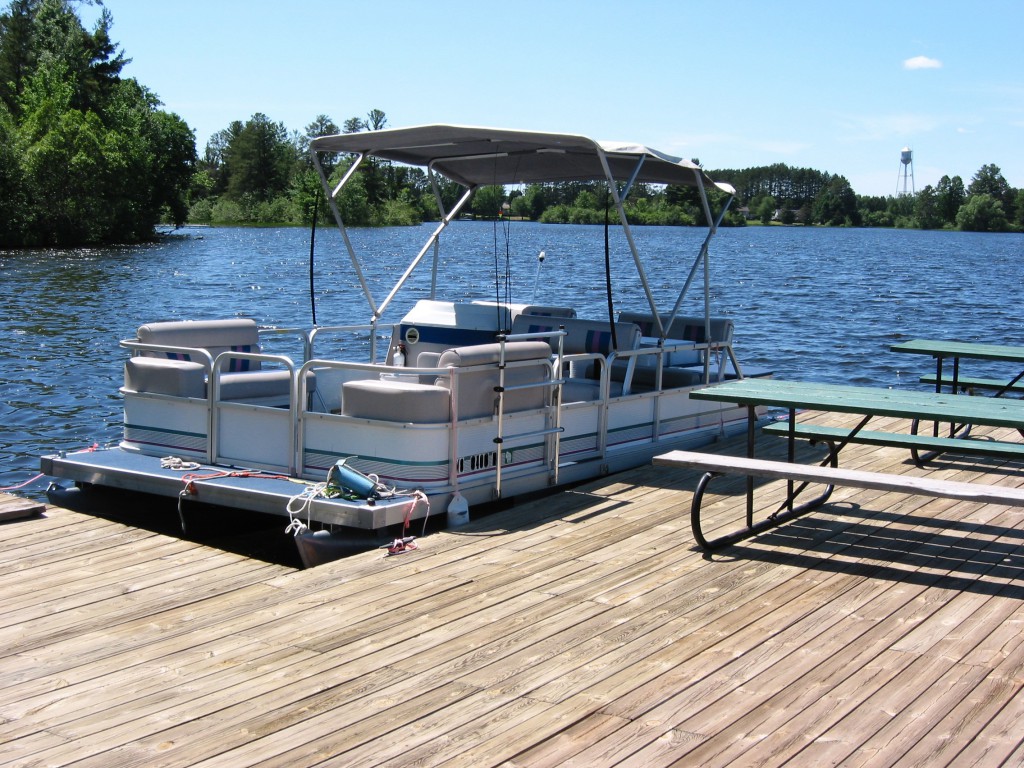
(85, 0, 1023, 198)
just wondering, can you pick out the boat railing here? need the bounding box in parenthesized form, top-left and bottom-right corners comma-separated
(256, 326, 313, 363)
(208, 350, 299, 472)
(296, 346, 567, 498)
(122, 340, 218, 370)
(308, 322, 383, 364)
(121, 342, 305, 472)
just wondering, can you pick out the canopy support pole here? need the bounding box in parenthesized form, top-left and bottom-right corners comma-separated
(594, 146, 664, 338)
(311, 151, 379, 318)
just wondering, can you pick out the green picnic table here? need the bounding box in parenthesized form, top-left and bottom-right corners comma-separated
(890, 338, 1024, 397)
(655, 377, 1024, 550)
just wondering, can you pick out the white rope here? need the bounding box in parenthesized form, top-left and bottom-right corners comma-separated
(161, 456, 201, 471)
(283, 478, 431, 549)
(285, 482, 327, 536)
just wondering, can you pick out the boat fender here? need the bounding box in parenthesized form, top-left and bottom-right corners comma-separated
(447, 491, 469, 528)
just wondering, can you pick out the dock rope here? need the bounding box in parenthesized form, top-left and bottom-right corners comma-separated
(3, 442, 100, 493)
(284, 482, 330, 535)
(157, 456, 305, 536)
(1, 474, 45, 492)
(161, 456, 201, 471)
(285, 481, 430, 558)
(383, 490, 430, 556)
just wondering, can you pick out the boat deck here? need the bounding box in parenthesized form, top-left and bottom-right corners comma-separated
(4, 411, 1024, 767)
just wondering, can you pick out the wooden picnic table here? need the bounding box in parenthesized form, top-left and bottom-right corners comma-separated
(658, 378, 1024, 549)
(890, 338, 1024, 397)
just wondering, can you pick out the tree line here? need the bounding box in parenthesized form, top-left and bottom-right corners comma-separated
(193, 112, 1023, 234)
(720, 162, 1023, 232)
(2, 1, 1021, 248)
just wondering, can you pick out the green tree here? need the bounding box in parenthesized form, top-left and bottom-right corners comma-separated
(1012, 189, 1024, 231)
(0, 0, 195, 245)
(365, 108, 387, 131)
(956, 193, 1008, 232)
(935, 175, 965, 226)
(332, 158, 371, 225)
(511, 184, 549, 220)
(221, 113, 294, 202)
(0, 0, 38, 116)
(754, 195, 776, 225)
(812, 175, 860, 226)
(968, 164, 1014, 222)
(471, 185, 506, 218)
(0, 101, 26, 239)
(145, 106, 198, 225)
(968, 164, 1011, 202)
(913, 185, 942, 229)
(301, 114, 339, 172)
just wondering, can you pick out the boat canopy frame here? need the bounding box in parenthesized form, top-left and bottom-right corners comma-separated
(308, 124, 735, 341)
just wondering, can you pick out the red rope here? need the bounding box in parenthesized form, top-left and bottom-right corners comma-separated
(3, 443, 100, 492)
(178, 469, 293, 495)
(0, 473, 45, 492)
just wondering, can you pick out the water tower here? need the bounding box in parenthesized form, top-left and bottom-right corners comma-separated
(897, 146, 915, 195)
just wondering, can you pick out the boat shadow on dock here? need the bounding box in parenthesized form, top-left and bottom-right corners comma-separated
(45, 484, 310, 568)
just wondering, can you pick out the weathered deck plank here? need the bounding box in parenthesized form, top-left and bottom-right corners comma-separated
(3, 412, 1024, 766)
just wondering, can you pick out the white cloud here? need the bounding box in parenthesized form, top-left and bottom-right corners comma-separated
(904, 55, 942, 70)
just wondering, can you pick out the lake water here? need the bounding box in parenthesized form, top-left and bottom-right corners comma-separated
(2, 223, 1022, 498)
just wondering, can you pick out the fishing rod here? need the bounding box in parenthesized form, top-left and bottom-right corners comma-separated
(308, 191, 319, 326)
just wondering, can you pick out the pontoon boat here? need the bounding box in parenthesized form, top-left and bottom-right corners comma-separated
(41, 125, 770, 565)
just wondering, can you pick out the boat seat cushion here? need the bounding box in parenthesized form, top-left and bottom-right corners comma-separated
(125, 356, 316, 403)
(510, 315, 642, 356)
(217, 370, 316, 402)
(435, 341, 552, 419)
(131, 318, 315, 403)
(342, 379, 451, 423)
(507, 316, 640, 400)
(617, 312, 734, 345)
(136, 319, 263, 372)
(124, 357, 206, 398)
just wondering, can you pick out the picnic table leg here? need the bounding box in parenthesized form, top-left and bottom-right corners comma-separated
(746, 405, 756, 528)
(912, 353, 973, 464)
(786, 406, 796, 514)
(689, 405, 837, 551)
(994, 368, 1024, 399)
(690, 468, 836, 551)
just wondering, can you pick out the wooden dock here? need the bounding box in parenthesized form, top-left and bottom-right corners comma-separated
(3, 411, 1024, 766)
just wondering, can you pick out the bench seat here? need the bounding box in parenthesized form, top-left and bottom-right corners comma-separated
(510, 315, 641, 400)
(341, 340, 552, 423)
(761, 421, 1024, 460)
(655, 450, 1024, 506)
(654, 448, 1024, 550)
(126, 319, 315, 405)
(342, 379, 451, 423)
(124, 357, 206, 398)
(919, 374, 1024, 394)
